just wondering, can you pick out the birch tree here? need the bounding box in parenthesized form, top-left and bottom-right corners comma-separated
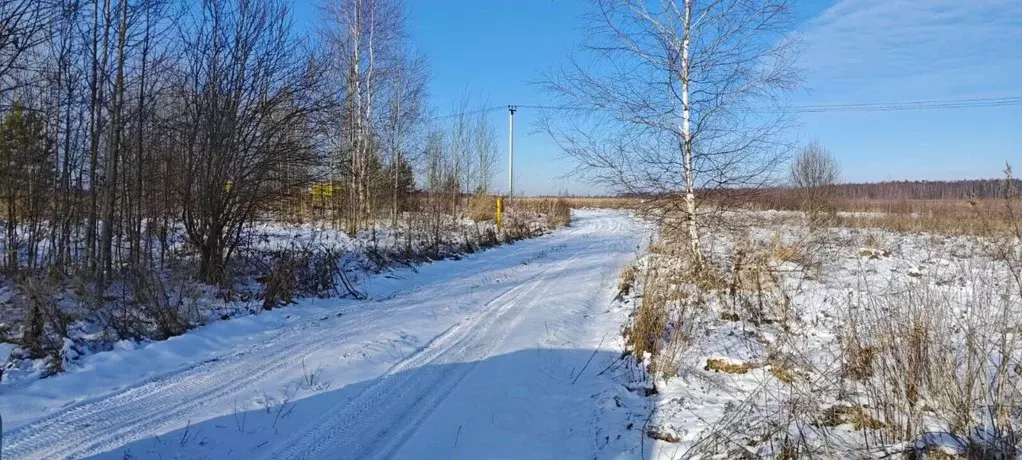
(542, 0, 799, 261)
(381, 48, 427, 226)
(320, 0, 416, 234)
(472, 107, 498, 194)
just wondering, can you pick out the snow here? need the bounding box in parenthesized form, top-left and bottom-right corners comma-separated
(638, 214, 1022, 458)
(0, 210, 650, 460)
(0, 343, 14, 365)
(0, 211, 550, 388)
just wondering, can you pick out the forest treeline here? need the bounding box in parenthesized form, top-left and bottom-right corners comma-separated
(0, 0, 502, 287)
(828, 178, 1021, 200)
(622, 178, 1022, 204)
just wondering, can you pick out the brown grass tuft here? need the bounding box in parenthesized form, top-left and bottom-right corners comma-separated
(819, 405, 885, 431)
(705, 358, 751, 374)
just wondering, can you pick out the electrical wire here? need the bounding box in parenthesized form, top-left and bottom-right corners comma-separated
(427, 96, 1022, 120)
(427, 105, 505, 121)
(785, 95, 1022, 113)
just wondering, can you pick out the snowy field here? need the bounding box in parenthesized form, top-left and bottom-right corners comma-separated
(630, 213, 1022, 459)
(0, 210, 651, 460)
(6, 208, 1017, 460)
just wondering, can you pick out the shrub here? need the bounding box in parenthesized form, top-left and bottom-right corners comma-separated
(259, 244, 361, 310)
(789, 140, 840, 226)
(469, 193, 496, 222)
(547, 198, 572, 227)
(260, 253, 299, 310)
(843, 267, 1022, 454)
(14, 274, 71, 360)
(127, 270, 202, 340)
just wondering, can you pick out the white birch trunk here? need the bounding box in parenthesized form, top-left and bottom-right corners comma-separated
(681, 0, 702, 262)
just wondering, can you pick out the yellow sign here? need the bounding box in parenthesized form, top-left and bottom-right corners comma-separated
(496, 197, 503, 231)
(312, 183, 336, 203)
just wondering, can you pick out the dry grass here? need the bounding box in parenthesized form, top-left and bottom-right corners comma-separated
(468, 193, 497, 222)
(622, 225, 705, 379)
(508, 197, 575, 227)
(832, 198, 1018, 236)
(647, 426, 682, 443)
(547, 199, 572, 227)
(835, 181, 1022, 456)
(512, 196, 640, 212)
(819, 405, 885, 431)
(705, 358, 752, 374)
(744, 191, 1020, 237)
(617, 264, 637, 297)
(627, 173, 1022, 458)
(768, 364, 796, 384)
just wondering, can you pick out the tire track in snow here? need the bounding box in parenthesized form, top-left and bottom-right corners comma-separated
(4, 312, 359, 459)
(262, 227, 612, 460)
(3, 215, 617, 460)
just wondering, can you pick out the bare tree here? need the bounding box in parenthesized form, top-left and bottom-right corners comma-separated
(319, 0, 408, 235)
(0, 0, 54, 97)
(381, 46, 428, 226)
(541, 0, 799, 261)
(36, 0, 84, 270)
(472, 106, 498, 194)
(449, 94, 470, 198)
(790, 140, 840, 223)
(97, 0, 130, 284)
(85, 0, 113, 273)
(171, 0, 325, 283)
(0, 101, 53, 272)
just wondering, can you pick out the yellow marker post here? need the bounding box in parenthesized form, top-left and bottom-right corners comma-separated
(496, 197, 503, 231)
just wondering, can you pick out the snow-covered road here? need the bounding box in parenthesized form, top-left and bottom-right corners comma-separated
(2, 210, 648, 460)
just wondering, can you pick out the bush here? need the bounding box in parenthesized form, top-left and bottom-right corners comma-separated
(547, 198, 572, 227)
(259, 244, 361, 310)
(469, 193, 496, 222)
(842, 267, 1022, 454)
(260, 253, 299, 310)
(624, 247, 703, 379)
(15, 274, 69, 359)
(126, 270, 202, 340)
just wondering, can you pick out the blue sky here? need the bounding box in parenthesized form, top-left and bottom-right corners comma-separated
(294, 1, 1022, 196)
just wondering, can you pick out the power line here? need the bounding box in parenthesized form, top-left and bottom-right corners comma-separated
(786, 95, 1022, 113)
(515, 104, 589, 111)
(517, 96, 1022, 114)
(427, 105, 505, 121)
(792, 95, 1022, 109)
(426, 95, 1022, 121)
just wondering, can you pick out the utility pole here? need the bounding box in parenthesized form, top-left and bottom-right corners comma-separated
(508, 105, 516, 200)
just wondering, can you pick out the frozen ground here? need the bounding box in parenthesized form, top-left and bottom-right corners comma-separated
(636, 215, 1022, 458)
(0, 211, 545, 386)
(0, 209, 651, 460)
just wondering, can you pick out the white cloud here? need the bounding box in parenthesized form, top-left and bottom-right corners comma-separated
(798, 0, 1022, 101)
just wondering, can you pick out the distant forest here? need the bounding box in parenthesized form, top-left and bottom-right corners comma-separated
(829, 178, 1022, 200)
(609, 178, 1022, 202)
